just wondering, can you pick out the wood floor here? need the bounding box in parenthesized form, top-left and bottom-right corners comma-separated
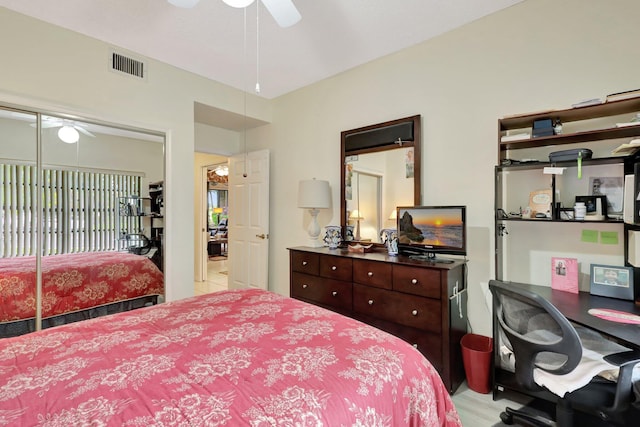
(452, 383, 531, 426)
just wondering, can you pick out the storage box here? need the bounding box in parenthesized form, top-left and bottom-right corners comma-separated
(549, 148, 592, 163)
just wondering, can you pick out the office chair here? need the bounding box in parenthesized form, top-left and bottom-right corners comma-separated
(489, 279, 640, 427)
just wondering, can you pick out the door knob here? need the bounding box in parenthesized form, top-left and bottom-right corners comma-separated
(256, 233, 268, 239)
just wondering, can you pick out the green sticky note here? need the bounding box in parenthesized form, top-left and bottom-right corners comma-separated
(581, 229, 598, 243)
(600, 231, 619, 245)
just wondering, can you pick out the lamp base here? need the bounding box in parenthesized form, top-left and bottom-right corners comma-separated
(306, 238, 324, 248)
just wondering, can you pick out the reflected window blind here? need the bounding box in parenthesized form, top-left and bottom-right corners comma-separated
(1, 164, 141, 257)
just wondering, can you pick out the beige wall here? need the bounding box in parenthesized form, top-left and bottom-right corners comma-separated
(251, 0, 640, 336)
(2, 0, 639, 336)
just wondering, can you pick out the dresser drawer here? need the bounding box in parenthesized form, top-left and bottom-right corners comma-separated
(290, 251, 320, 275)
(353, 314, 443, 371)
(353, 284, 441, 332)
(319, 255, 353, 281)
(291, 272, 352, 311)
(393, 265, 441, 298)
(353, 259, 392, 289)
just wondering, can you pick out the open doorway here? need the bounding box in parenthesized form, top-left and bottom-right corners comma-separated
(194, 153, 229, 295)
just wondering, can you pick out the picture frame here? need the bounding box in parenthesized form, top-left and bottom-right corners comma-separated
(575, 195, 607, 218)
(559, 208, 574, 220)
(590, 264, 634, 300)
(589, 176, 624, 216)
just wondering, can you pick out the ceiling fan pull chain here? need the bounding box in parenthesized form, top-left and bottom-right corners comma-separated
(255, 0, 260, 94)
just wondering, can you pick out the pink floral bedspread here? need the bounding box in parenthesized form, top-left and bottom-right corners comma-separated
(0, 289, 462, 426)
(0, 252, 163, 323)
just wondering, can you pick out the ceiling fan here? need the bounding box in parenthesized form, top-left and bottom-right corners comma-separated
(168, 0, 301, 28)
(34, 117, 96, 143)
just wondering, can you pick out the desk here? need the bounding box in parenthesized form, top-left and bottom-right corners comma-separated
(492, 281, 640, 400)
(509, 282, 640, 350)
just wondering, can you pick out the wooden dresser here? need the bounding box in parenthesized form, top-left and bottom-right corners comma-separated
(288, 246, 468, 393)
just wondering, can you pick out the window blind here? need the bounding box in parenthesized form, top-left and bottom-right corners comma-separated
(0, 163, 141, 257)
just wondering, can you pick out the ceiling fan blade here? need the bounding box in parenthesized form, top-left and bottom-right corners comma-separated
(167, 0, 200, 8)
(41, 122, 62, 128)
(261, 0, 301, 28)
(75, 126, 95, 138)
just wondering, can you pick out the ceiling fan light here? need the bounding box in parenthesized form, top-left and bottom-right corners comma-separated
(58, 126, 79, 144)
(222, 0, 255, 8)
(167, 0, 200, 8)
(215, 166, 229, 176)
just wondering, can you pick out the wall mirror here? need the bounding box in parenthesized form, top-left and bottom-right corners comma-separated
(0, 105, 164, 337)
(340, 115, 421, 243)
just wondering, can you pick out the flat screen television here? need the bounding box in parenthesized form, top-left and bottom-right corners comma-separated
(397, 205, 467, 262)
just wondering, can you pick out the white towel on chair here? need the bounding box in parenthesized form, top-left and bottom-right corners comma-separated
(533, 347, 618, 397)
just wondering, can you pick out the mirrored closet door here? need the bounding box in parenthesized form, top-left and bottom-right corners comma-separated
(0, 105, 165, 337)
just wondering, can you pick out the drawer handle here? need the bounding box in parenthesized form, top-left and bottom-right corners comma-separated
(332, 266, 337, 271)
(302, 261, 308, 266)
(368, 299, 374, 305)
(411, 278, 418, 285)
(302, 284, 308, 289)
(367, 271, 373, 277)
(412, 309, 418, 316)
(332, 291, 338, 297)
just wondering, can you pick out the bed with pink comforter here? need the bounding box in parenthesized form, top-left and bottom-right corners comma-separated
(0, 288, 462, 426)
(0, 251, 163, 336)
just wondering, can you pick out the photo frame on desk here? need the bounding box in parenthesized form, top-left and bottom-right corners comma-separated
(590, 264, 634, 301)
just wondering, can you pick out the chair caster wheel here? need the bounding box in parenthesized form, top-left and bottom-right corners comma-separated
(500, 410, 514, 424)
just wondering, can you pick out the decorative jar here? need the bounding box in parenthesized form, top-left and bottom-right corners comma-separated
(323, 225, 342, 249)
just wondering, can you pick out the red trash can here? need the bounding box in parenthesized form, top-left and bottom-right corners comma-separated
(461, 333, 493, 394)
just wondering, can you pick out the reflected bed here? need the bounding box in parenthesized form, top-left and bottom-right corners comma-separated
(0, 288, 461, 426)
(0, 251, 163, 337)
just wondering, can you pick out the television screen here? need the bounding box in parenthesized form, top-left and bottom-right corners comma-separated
(397, 205, 466, 257)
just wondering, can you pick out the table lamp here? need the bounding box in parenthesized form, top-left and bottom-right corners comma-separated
(213, 207, 224, 225)
(298, 179, 331, 247)
(349, 209, 364, 241)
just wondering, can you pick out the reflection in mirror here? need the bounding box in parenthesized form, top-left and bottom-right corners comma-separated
(0, 107, 165, 337)
(341, 115, 421, 244)
(0, 107, 37, 335)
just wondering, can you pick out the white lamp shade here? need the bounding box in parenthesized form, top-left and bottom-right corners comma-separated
(349, 209, 364, 220)
(222, 0, 255, 8)
(298, 179, 331, 209)
(58, 126, 79, 144)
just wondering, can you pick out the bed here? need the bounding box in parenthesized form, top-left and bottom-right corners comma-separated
(0, 251, 164, 337)
(0, 288, 462, 426)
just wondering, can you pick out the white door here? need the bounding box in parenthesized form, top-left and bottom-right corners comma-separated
(228, 149, 269, 289)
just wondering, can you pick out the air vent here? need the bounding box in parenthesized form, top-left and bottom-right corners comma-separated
(110, 51, 146, 80)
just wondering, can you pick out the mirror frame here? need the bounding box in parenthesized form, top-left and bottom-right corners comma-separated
(340, 115, 421, 243)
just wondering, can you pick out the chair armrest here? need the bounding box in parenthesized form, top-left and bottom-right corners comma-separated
(603, 350, 640, 414)
(604, 349, 640, 366)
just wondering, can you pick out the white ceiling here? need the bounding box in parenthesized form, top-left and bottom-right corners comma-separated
(0, 0, 524, 101)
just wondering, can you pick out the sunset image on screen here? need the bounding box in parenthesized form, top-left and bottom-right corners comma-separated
(399, 207, 464, 249)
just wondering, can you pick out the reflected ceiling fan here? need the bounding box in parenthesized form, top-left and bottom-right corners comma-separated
(35, 118, 96, 143)
(168, 0, 301, 28)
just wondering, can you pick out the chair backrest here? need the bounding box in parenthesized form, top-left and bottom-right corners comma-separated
(489, 280, 583, 390)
